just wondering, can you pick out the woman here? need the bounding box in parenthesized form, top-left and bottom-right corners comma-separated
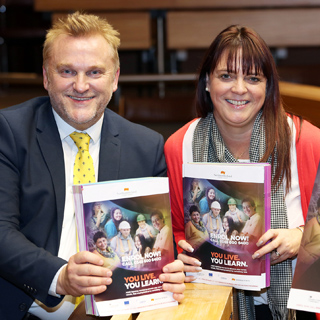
(199, 187, 216, 213)
(92, 231, 120, 271)
(188, 178, 205, 204)
(134, 234, 151, 257)
(222, 215, 236, 239)
(164, 24, 320, 319)
(104, 207, 124, 240)
(185, 205, 208, 249)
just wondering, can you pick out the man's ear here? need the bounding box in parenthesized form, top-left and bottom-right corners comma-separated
(43, 66, 49, 91)
(113, 68, 120, 92)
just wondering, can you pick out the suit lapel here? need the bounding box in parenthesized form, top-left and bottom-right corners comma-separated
(36, 101, 66, 238)
(98, 110, 121, 182)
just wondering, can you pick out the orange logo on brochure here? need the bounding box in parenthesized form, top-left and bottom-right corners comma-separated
(221, 171, 226, 175)
(232, 278, 235, 281)
(124, 188, 129, 191)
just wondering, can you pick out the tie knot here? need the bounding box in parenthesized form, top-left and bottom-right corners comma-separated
(70, 131, 91, 152)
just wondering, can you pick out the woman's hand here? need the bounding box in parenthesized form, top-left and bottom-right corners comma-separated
(252, 228, 303, 265)
(177, 240, 202, 282)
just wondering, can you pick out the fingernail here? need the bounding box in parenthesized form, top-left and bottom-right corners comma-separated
(194, 260, 201, 266)
(252, 253, 259, 259)
(195, 267, 202, 271)
(163, 267, 168, 273)
(187, 247, 194, 252)
(256, 241, 263, 247)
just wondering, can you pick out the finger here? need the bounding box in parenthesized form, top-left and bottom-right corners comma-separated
(162, 282, 186, 295)
(70, 273, 112, 288)
(252, 240, 279, 259)
(183, 264, 202, 273)
(162, 260, 183, 273)
(73, 251, 106, 266)
(185, 275, 197, 283)
(255, 229, 278, 247)
(178, 240, 194, 253)
(172, 292, 185, 303)
(178, 253, 201, 267)
(159, 271, 185, 284)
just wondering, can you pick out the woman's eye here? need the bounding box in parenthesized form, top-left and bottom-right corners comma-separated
(220, 74, 231, 80)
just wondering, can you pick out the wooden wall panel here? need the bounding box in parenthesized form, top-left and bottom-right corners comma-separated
(167, 9, 320, 49)
(35, 0, 320, 11)
(52, 12, 151, 50)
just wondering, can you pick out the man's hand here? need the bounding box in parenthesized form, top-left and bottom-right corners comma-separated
(159, 260, 185, 302)
(177, 240, 202, 282)
(57, 251, 112, 296)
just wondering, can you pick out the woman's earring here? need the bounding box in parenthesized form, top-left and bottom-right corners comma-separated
(205, 73, 210, 92)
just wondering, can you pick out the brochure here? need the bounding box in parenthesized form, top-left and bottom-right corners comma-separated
(183, 162, 271, 291)
(288, 163, 320, 314)
(73, 177, 177, 316)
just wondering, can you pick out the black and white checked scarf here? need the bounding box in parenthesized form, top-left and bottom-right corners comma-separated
(192, 111, 295, 320)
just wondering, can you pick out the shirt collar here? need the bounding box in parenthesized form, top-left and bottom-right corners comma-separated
(52, 108, 104, 144)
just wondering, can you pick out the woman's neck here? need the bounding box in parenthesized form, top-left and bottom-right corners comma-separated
(217, 121, 252, 160)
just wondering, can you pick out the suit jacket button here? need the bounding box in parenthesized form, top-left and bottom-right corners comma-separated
(19, 303, 27, 311)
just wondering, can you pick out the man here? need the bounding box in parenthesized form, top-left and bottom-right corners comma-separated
(202, 201, 223, 245)
(0, 12, 184, 320)
(110, 221, 137, 258)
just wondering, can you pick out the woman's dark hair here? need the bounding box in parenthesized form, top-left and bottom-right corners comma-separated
(196, 25, 292, 192)
(110, 207, 123, 230)
(205, 187, 216, 208)
(135, 234, 149, 256)
(93, 231, 107, 244)
(189, 205, 200, 217)
(223, 215, 236, 239)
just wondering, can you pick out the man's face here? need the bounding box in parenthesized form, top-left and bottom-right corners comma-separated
(242, 202, 255, 218)
(120, 228, 131, 238)
(151, 215, 165, 231)
(228, 204, 237, 212)
(138, 220, 146, 228)
(212, 208, 220, 217)
(95, 237, 107, 251)
(43, 34, 119, 131)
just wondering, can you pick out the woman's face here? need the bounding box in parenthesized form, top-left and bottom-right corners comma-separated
(208, 189, 215, 200)
(96, 237, 107, 251)
(207, 50, 267, 133)
(93, 202, 102, 214)
(223, 218, 229, 231)
(192, 180, 199, 189)
(134, 237, 141, 249)
(113, 209, 122, 221)
(228, 204, 237, 212)
(191, 211, 200, 224)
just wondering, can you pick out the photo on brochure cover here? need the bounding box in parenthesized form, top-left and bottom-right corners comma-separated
(184, 177, 265, 276)
(83, 194, 174, 302)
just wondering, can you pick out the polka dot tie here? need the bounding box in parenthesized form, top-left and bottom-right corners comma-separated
(70, 131, 96, 184)
(70, 132, 95, 308)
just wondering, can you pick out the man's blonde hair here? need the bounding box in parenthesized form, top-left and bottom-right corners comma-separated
(43, 11, 120, 72)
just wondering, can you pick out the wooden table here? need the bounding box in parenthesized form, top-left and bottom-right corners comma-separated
(70, 283, 233, 320)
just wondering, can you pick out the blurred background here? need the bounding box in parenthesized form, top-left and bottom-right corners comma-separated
(1, 0, 320, 139)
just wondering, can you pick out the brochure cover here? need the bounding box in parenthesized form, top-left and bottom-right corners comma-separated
(183, 162, 271, 291)
(73, 177, 177, 316)
(288, 163, 320, 314)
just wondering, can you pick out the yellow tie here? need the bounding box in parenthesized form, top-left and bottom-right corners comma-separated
(70, 131, 96, 184)
(70, 131, 96, 308)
